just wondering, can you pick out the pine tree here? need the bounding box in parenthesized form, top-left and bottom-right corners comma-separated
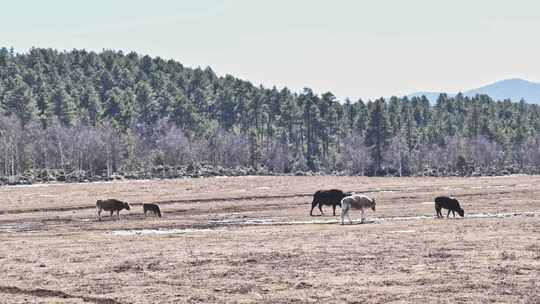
(300, 88, 322, 171)
(216, 87, 237, 131)
(169, 92, 200, 132)
(365, 98, 391, 175)
(135, 82, 159, 129)
(35, 81, 53, 128)
(401, 99, 418, 174)
(3, 76, 36, 127)
(80, 86, 102, 126)
(51, 87, 76, 126)
(465, 98, 481, 137)
(354, 99, 369, 134)
(103, 87, 133, 129)
(343, 98, 356, 134)
(99, 70, 115, 100)
(388, 96, 402, 135)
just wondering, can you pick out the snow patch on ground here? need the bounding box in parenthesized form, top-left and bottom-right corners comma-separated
(210, 211, 540, 227)
(0, 222, 42, 233)
(112, 228, 225, 236)
(389, 230, 416, 233)
(465, 211, 539, 219)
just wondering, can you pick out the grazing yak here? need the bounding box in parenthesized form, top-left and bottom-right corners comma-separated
(435, 196, 464, 218)
(310, 189, 352, 216)
(143, 203, 162, 218)
(96, 199, 131, 221)
(340, 194, 376, 225)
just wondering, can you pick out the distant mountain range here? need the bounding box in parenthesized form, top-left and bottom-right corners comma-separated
(408, 78, 540, 104)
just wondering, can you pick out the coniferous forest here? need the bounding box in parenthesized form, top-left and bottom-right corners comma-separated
(1, 47, 540, 183)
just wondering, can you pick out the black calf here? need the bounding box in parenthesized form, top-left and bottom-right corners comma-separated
(143, 203, 162, 218)
(435, 196, 464, 218)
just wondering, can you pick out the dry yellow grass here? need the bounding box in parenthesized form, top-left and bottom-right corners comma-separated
(0, 176, 539, 303)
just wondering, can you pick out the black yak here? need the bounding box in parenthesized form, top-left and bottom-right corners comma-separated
(143, 203, 162, 218)
(96, 199, 131, 221)
(435, 196, 464, 218)
(310, 189, 351, 216)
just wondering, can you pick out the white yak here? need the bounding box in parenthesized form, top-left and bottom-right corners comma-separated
(340, 194, 376, 224)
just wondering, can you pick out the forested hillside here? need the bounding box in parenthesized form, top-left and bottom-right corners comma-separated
(1, 47, 540, 183)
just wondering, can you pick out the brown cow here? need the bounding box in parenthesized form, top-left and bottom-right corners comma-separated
(96, 199, 131, 221)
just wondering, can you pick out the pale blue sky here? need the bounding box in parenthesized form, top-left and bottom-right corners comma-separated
(2, 0, 540, 99)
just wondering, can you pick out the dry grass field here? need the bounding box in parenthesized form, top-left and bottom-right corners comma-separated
(0, 175, 539, 303)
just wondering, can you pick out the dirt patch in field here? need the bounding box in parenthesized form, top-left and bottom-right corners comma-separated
(0, 285, 122, 304)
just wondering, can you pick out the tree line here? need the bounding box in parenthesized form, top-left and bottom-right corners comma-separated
(1, 47, 540, 182)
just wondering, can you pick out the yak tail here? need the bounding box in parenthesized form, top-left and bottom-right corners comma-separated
(157, 208, 162, 218)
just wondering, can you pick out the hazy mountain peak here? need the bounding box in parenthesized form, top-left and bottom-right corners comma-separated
(409, 78, 540, 104)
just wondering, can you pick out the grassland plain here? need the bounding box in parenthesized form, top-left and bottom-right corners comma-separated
(0, 176, 539, 303)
